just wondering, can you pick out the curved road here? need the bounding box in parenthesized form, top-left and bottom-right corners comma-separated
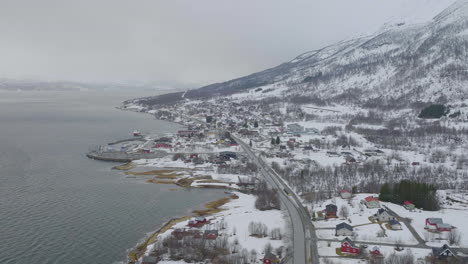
(233, 135, 319, 264)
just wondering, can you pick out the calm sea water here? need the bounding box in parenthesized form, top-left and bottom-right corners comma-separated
(0, 91, 224, 264)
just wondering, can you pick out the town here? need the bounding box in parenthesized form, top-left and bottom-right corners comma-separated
(87, 91, 468, 264)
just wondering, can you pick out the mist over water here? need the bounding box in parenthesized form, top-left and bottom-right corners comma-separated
(0, 91, 225, 264)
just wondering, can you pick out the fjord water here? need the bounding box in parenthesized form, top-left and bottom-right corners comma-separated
(0, 91, 225, 264)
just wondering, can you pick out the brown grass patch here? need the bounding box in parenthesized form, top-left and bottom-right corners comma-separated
(145, 179, 175, 184)
(192, 195, 237, 216)
(113, 162, 135, 170)
(125, 169, 177, 176)
(155, 173, 179, 179)
(127, 215, 191, 263)
(176, 176, 212, 188)
(196, 179, 224, 184)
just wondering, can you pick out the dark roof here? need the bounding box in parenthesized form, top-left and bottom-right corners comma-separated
(336, 222, 353, 231)
(326, 204, 338, 211)
(389, 220, 401, 226)
(376, 208, 389, 215)
(432, 244, 455, 257)
(263, 251, 277, 260)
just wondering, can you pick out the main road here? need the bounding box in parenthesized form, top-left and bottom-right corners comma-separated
(232, 135, 319, 264)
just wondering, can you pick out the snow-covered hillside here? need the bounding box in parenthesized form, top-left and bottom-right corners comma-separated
(139, 0, 468, 107)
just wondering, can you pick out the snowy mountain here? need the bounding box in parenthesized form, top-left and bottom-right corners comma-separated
(141, 0, 468, 108)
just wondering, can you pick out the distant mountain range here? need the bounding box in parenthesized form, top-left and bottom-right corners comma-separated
(139, 0, 468, 108)
(0, 78, 192, 92)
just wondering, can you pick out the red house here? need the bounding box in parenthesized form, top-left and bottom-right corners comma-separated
(153, 143, 172, 148)
(262, 252, 279, 264)
(204, 230, 218, 240)
(324, 204, 338, 219)
(190, 154, 198, 159)
(341, 237, 360, 254)
(187, 217, 207, 228)
(370, 246, 381, 256)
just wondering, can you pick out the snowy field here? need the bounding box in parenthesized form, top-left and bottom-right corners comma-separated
(142, 192, 287, 263)
(313, 194, 418, 245)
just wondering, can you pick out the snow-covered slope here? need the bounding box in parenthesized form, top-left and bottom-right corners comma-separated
(141, 0, 468, 107)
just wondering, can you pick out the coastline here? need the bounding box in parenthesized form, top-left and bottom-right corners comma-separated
(113, 161, 242, 263)
(105, 106, 286, 264)
(127, 194, 237, 263)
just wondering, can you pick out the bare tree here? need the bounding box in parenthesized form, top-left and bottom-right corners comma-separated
(339, 205, 349, 219)
(448, 229, 462, 246)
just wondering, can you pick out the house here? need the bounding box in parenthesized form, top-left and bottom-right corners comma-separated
(340, 237, 360, 254)
(436, 223, 453, 232)
(432, 244, 456, 260)
(153, 143, 172, 148)
(335, 222, 353, 236)
(345, 157, 357, 165)
(361, 196, 381, 208)
(389, 219, 402, 230)
(171, 228, 187, 239)
(370, 246, 381, 256)
(262, 251, 279, 264)
(287, 123, 304, 134)
(204, 230, 219, 240)
(373, 208, 395, 222)
(187, 217, 207, 228)
(426, 218, 443, 228)
(141, 256, 159, 264)
(340, 189, 352, 199)
(425, 218, 452, 232)
(324, 204, 338, 219)
(403, 201, 415, 210)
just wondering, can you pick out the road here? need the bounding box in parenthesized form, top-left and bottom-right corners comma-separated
(232, 135, 319, 264)
(383, 205, 426, 246)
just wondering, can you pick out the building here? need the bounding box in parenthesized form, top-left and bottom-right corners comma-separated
(204, 230, 219, 240)
(370, 246, 381, 256)
(324, 204, 338, 219)
(403, 201, 415, 210)
(262, 252, 279, 264)
(340, 189, 352, 199)
(389, 220, 402, 230)
(426, 218, 443, 228)
(153, 143, 172, 148)
(361, 196, 381, 208)
(425, 218, 453, 232)
(187, 217, 207, 228)
(431, 244, 456, 261)
(436, 223, 453, 232)
(373, 208, 395, 222)
(341, 237, 360, 255)
(336, 222, 353, 236)
(287, 123, 304, 134)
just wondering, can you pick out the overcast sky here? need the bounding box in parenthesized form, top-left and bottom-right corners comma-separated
(0, 0, 456, 88)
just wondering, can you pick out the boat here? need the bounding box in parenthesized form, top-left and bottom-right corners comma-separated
(133, 130, 141, 137)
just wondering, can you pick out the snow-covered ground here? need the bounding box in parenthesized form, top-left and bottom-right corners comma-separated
(313, 194, 418, 245)
(142, 192, 287, 262)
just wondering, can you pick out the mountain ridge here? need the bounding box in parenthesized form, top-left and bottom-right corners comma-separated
(138, 0, 468, 108)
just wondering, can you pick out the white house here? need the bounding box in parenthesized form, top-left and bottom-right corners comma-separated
(335, 222, 354, 236)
